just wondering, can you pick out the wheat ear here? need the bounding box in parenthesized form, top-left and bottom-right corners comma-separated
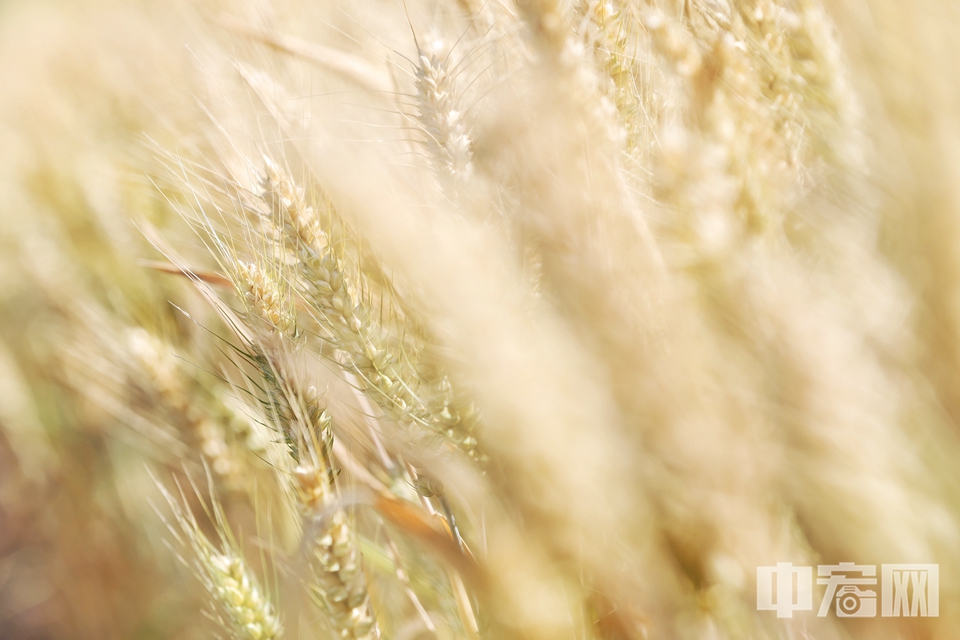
(224, 242, 380, 639)
(413, 47, 474, 189)
(158, 479, 283, 640)
(257, 158, 483, 462)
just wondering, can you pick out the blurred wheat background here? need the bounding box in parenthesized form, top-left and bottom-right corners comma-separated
(2, 0, 960, 638)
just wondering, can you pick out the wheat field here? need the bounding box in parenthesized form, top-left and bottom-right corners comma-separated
(1, 0, 960, 638)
